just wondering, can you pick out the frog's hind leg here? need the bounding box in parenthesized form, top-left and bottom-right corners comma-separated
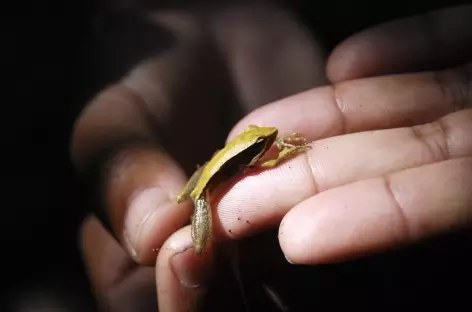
(191, 195, 212, 255)
(258, 145, 310, 168)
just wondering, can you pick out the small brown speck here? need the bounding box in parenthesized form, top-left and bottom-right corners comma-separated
(246, 220, 250, 224)
(228, 229, 233, 233)
(237, 217, 241, 221)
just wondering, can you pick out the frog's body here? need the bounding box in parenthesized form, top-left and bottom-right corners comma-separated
(176, 124, 311, 254)
(177, 125, 278, 204)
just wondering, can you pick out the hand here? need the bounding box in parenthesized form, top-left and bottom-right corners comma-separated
(222, 4, 472, 265)
(74, 5, 325, 312)
(77, 4, 472, 311)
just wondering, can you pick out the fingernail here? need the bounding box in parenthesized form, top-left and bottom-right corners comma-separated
(284, 254, 295, 265)
(123, 229, 139, 260)
(170, 246, 212, 288)
(124, 187, 173, 260)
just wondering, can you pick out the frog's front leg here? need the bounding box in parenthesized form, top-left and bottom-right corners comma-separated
(276, 132, 309, 148)
(259, 133, 311, 168)
(191, 194, 212, 255)
(176, 162, 207, 203)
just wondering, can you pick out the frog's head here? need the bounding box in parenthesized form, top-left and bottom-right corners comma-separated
(244, 125, 278, 166)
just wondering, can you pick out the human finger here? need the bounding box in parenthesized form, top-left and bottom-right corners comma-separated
(327, 5, 472, 82)
(210, 4, 327, 112)
(80, 215, 157, 311)
(229, 63, 471, 146)
(70, 11, 234, 266)
(156, 225, 213, 312)
(71, 83, 193, 266)
(279, 157, 472, 264)
(71, 6, 330, 266)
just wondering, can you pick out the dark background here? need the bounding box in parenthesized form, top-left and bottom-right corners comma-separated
(2, 0, 471, 311)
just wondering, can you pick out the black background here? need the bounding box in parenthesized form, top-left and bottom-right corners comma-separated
(2, 0, 471, 310)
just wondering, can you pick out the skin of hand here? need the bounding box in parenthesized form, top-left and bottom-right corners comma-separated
(75, 4, 326, 312)
(75, 4, 472, 312)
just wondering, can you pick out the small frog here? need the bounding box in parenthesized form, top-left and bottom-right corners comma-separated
(176, 125, 311, 254)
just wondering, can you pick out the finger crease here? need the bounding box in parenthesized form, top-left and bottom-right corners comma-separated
(431, 70, 451, 109)
(382, 174, 413, 241)
(451, 63, 472, 109)
(330, 83, 347, 134)
(411, 120, 450, 163)
(303, 150, 320, 195)
(433, 119, 451, 160)
(120, 84, 166, 142)
(432, 64, 472, 111)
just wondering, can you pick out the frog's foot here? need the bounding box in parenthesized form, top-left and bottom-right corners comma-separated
(176, 194, 186, 203)
(276, 132, 310, 149)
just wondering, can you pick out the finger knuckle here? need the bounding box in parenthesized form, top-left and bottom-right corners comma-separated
(432, 63, 472, 111)
(411, 119, 450, 163)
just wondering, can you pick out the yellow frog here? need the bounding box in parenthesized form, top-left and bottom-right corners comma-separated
(177, 125, 311, 254)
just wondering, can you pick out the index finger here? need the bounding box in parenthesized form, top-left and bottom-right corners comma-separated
(228, 63, 470, 144)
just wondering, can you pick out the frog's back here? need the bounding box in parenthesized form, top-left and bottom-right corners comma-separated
(190, 134, 254, 199)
